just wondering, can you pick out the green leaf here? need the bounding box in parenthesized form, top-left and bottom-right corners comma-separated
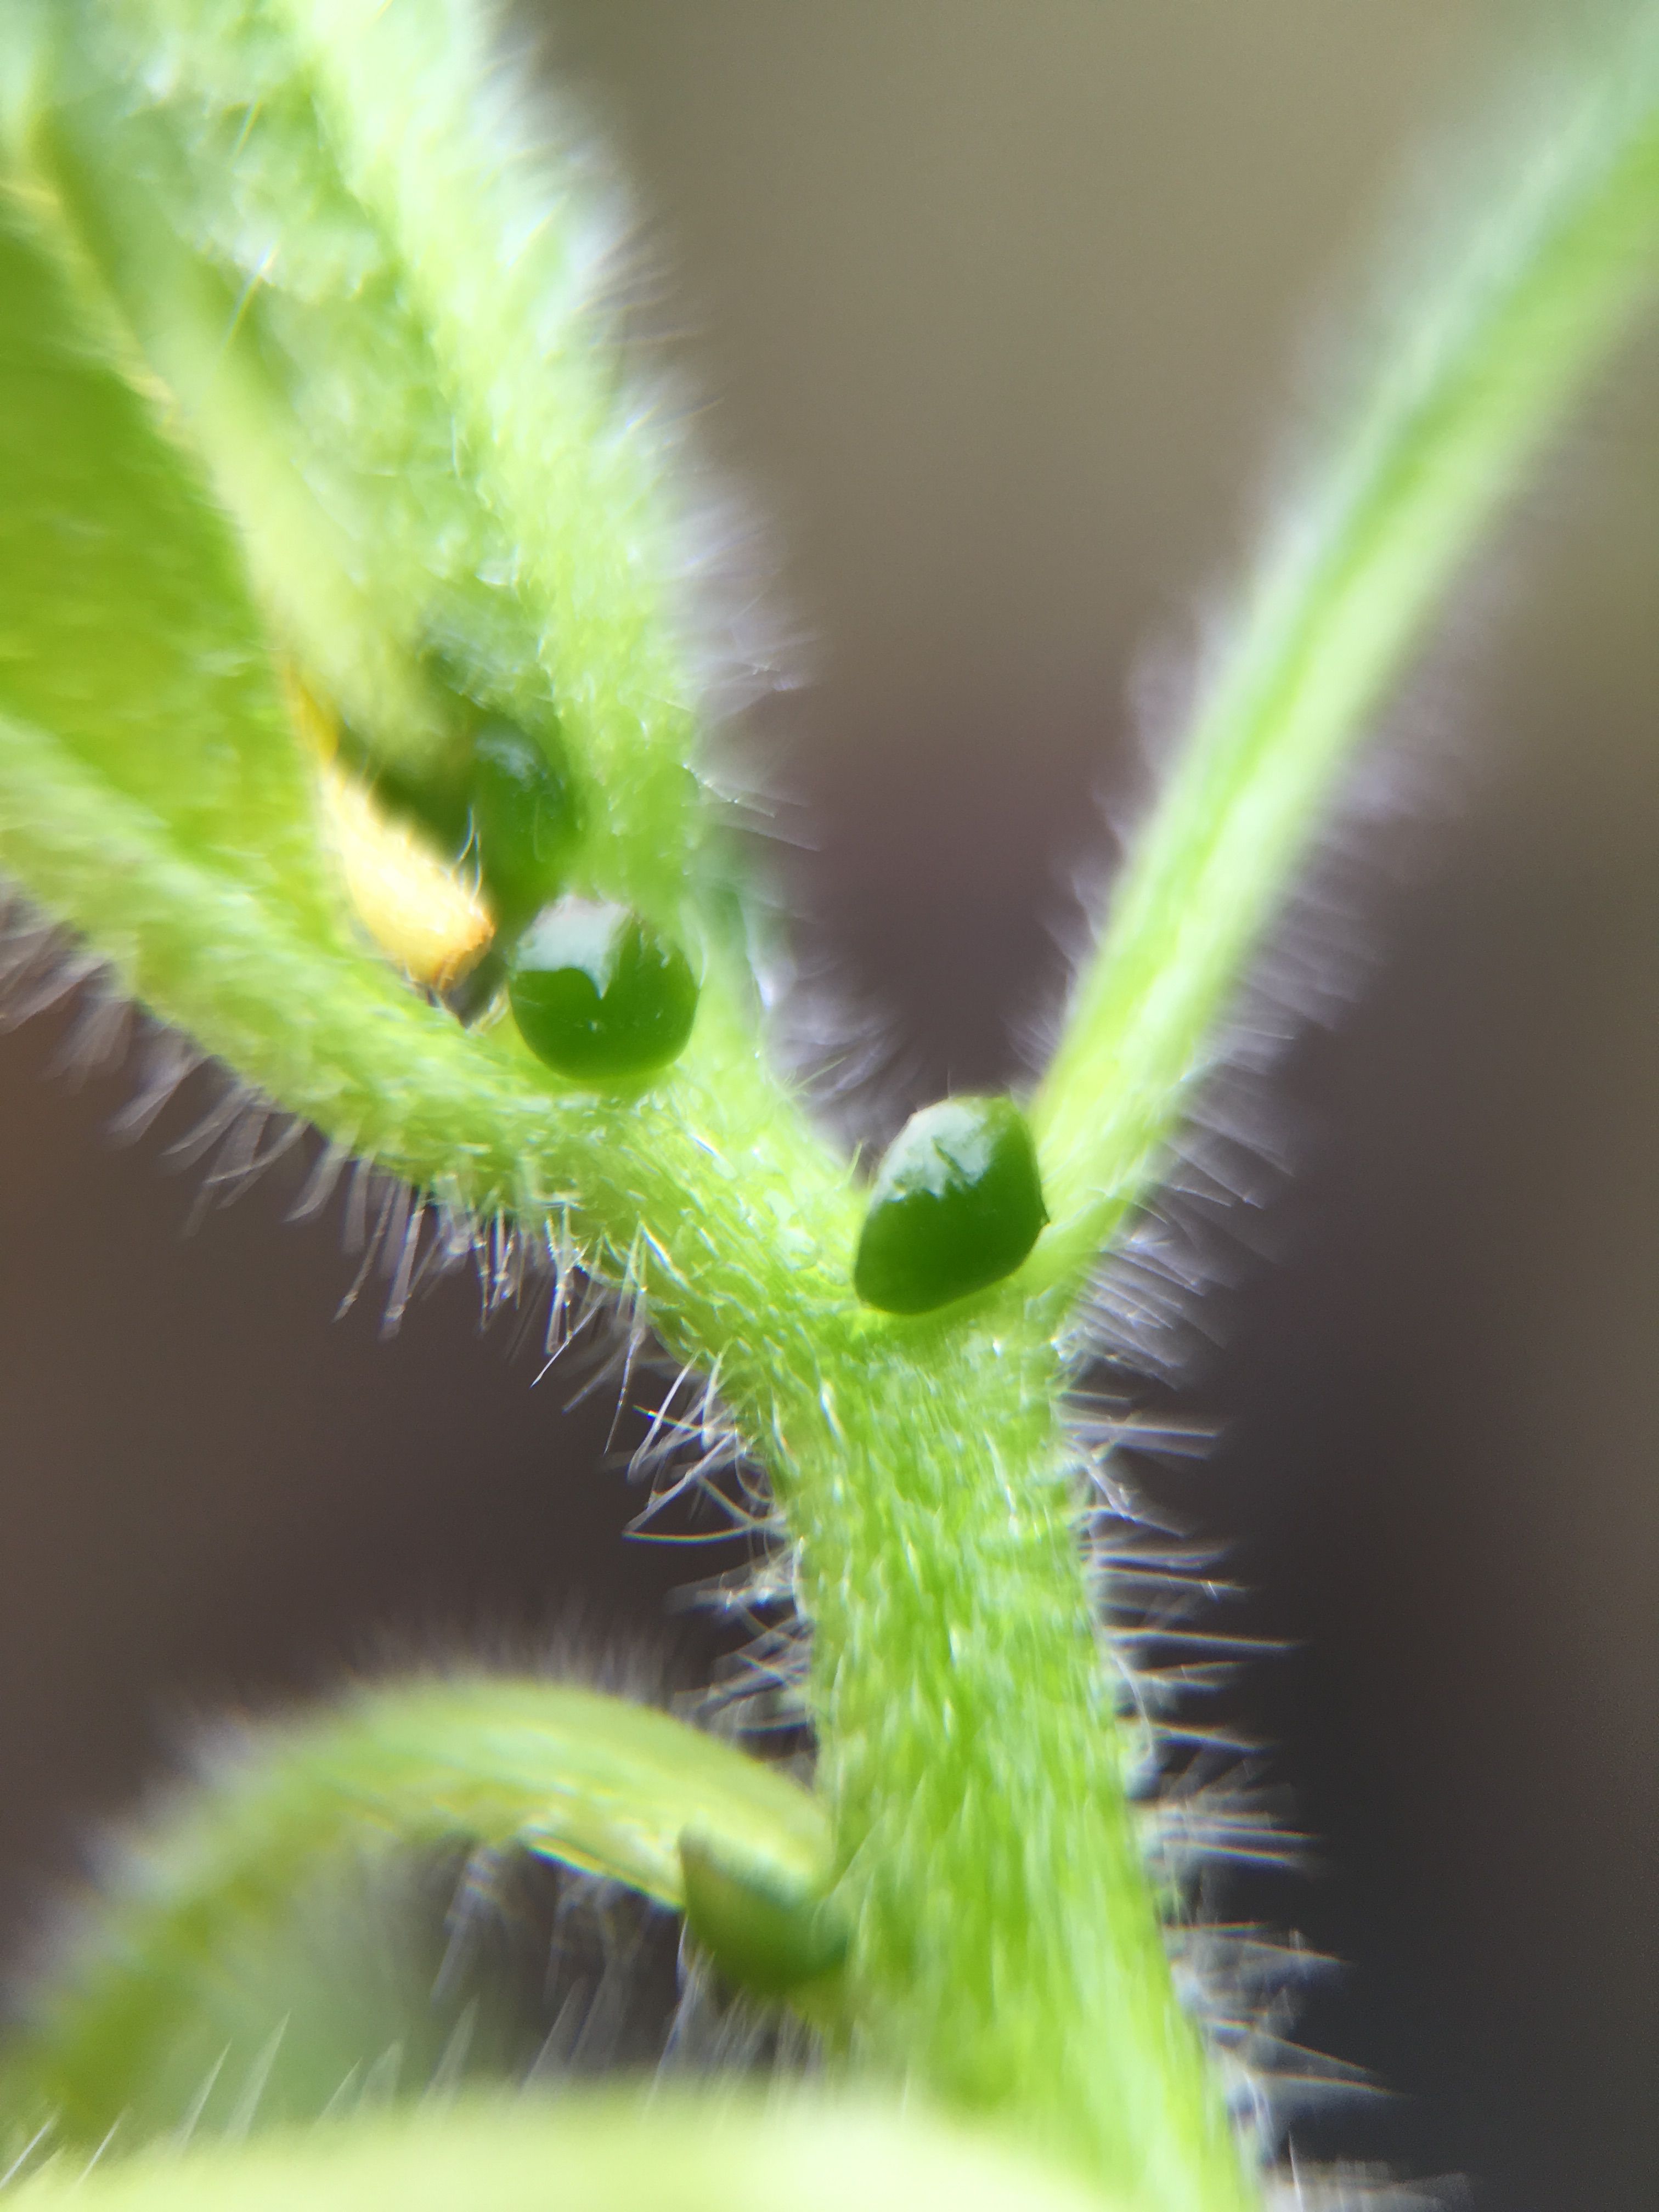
(1031, 21, 1659, 1287)
(8, 1676, 834, 2141)
(0, 184, 329, 915)
(29, 0, 706, 919)
(0, 167, 858, 1375)
(5, 2093, 1125, 2212)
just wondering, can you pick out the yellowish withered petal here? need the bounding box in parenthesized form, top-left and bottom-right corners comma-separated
(317, 759, 492, 991)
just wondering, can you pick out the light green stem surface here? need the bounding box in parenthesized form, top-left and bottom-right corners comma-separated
(780, 1333, 1246, 2211)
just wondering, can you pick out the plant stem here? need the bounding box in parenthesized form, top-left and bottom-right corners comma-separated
(772, 1321, 1254, 2212)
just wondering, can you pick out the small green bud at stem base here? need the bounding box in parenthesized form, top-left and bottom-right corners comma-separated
(508, 898, 698, 1084)
(679, 1830, 849, 1997)
(854, 1096, 1047, 1314)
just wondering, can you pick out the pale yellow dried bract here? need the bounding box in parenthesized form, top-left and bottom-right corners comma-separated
(281, 663, 493, 991)
(316, 760, 493, 991)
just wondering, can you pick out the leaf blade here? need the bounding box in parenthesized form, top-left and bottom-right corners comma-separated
(7, 2092, 1124, 2212)
(9, 1677, 834, 2140)
(1031, 26, 1659, 1287)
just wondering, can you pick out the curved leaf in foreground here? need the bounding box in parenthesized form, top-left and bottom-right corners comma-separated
(7, 2094, 1122, 2212)
(9, 1677, 834, 2142)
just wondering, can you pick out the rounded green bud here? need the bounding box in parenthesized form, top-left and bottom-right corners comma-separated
(470, 720, 582, 924)
(853, 1094, 1048, 1314)
(678, 1830, 848, 1997)
(507, 898, 698, 1083)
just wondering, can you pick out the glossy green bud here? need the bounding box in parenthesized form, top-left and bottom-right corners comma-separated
(470, 720, 582, 924)
(678, 1830, 848, 1997)
(507, 898, 698, 1082)
(853, 1094, 1047, 1314)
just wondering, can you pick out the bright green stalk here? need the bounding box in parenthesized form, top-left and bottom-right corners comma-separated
(10, 1678, 832, 2142)
(780, 1329, 1247, 2212)
(5, 2095, 1120, 2212)
(1032, 24, 1659, 1283)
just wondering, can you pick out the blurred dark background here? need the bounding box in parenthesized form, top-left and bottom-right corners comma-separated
(2, 3, 1656, 2205)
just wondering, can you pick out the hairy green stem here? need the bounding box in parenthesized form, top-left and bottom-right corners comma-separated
(776, 1330, 1249, 2212)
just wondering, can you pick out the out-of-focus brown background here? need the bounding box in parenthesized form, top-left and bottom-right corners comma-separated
(2, 3, 1656, 2204)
